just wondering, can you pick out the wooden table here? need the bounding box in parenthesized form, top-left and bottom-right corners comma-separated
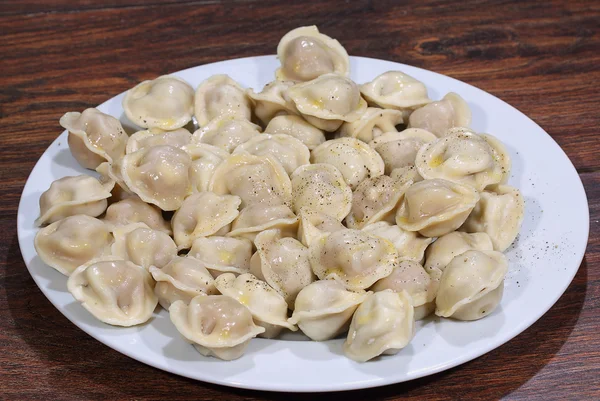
(1, 1, 598, 399)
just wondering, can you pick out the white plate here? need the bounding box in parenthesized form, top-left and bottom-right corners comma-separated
(17, 56, 589, 392)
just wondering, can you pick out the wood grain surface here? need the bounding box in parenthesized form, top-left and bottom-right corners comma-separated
(1, 0, 598, 399)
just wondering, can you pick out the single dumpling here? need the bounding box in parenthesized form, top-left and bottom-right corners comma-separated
(214, 273, 298, 338)
(311, 137, 385, 190)
(275, 25, 350, 82)
(110, 223, 177, 270)
(435, 250, 508, 321)
(460, 185, 525, 251)
(360, 71, 430, 112)
(309, 229, 398, 291)
(371, 260, 435, 320)
(194, 75, 252, 126)
(192, 117, 261, 153)
(126, 127, 192, 154)
(121, 145, 192, 211)
(395, 178, 480, 237)
(182, 143, 230, 193)
(297, 207, 346, 247)
(286, 73, 367, 131)
(290, 163, 353, 221)
(36, 175, 114, 226)
(408, 92, 471, 137)
(415, 129, 511, 191)
(67, 257, 158, 326)
(250, 229, 315, 306)
(209, 153, 292, 208)
(34, 215, 113, 276)
(171, 192, 241, 250)
(369, 128, 437, 174)
(233, 133, 310, 175)
(60, 108, 128, 169)
(169, 294, 265, 360)
(246, 80, 298, 126)
(337, 107, 404, 143)
(288, 280, 369, 341)
(188, 236, 253, 278)
(227, 204, 299, 241)
(103, 196, 172, 235)
(149, 256, 216, 309)
(123, 75, 194, 130)
(343, 290, 414, 362)
(362, 221, 433, 263)
(264, 115, 326, 150)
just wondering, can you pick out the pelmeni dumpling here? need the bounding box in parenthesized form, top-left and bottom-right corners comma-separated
(369, 129, 437, 174)
(121, 145, 192, 211)
(371, 260, 435, 320)
(34, 215, 113, 276)
(227, 204, 298, 241)
(396, 178, 480, 237)
(297, 207, 346, 247)
(275, 25, 350, 82)
(264, 115, 326, 150)
(188, 236, 253, 278)
(408, 92, 471, 137)
(415, 130, 511, 191)
(192, 117, 261, 153)
(362, 222, 433, 263)
(246, 80, 298, 126)
(460, 185, 525, 251)
(250, 229, 314, 305)
(233, 133, 310, 175)
(288, 280, 369, 341)
(183, 143, 229, 193)
(103, 196, 172, 234)
(60, 108, 128, 169)
(209, 153, 292, 208)
(126, 127, 192, 154)
(169, 294, 265, 360)
(290, 164, 352, 221)
(343, 290, 414, 362)
(435, 250, 508, 321)
(214, 273, 297, 338)
(194, 75, 252, 126)
(309, 229, 398, 291)
(286, 74, 367, 132)
(311, 137, 385, 190)
(123, 76, 194, 130)
(149, 256, 216, 309)
(171, 192, 241, 250)
(67, 257, 158, 326)
(360, 71, 430, 112)
(337, 107, 403, 143)
(36, 175, 114, 226)
(110, 223, 177, 270)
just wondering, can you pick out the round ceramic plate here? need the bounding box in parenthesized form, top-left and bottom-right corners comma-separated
(17, 56, 589, 392)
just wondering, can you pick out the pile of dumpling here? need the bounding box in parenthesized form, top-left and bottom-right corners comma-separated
(33, 26, 524, 363)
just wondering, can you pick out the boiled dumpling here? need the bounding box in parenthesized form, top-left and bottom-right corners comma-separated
(408, 92, 471, 137)
(171, 192, 241, 250)
(297, 207, 346, 247)
(123, 75, 194, 130)
(435, 250, 508, 321)
(36, 175, 114, 226)
(60, 108, 128, 169)
(103, 196, 172, 234)
(343, 290, 414, 362)
(169, 294, 265, 360)
(264, 114, 326, 150)
(246, 80, 298, 126)
(362, 221, 433, 263)
(228, 204, 299, 241)
(311, 137, 385, 190)
(67, 257, 158, 326)
(360, 71, 430, 112)
(337, 107, 403, 143)
(276, 25, 350, 82)
(183, 143, 229, 193)
(395, 178, 480, 237)
(214, 273, 297, 338)
(188, 236, 253, 278)
(233, 133, 310, 175)
(110, 223, 177, 270)
(192, 117, 261, 153)
(288, 280, 369, 341)
(369, 128, 437, 174)
(194, 75, 252, 126)
(34, 215, 113, 276)
(126, 127, 192, 154)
